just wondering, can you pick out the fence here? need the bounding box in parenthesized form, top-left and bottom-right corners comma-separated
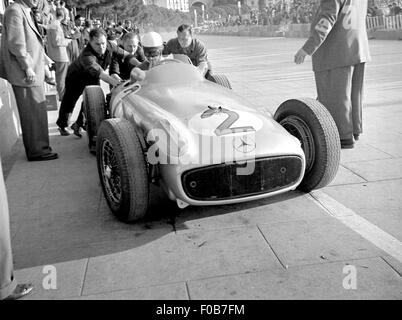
(367, 15, 402, 30)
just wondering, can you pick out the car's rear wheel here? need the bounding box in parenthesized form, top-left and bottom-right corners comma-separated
(97, 118, 149, 222)
(208, 74, 232, 89)
(274, 98, 340, 192)
(83, 85, 106, 151)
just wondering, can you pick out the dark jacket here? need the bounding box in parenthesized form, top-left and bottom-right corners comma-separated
(65, 41, 125, 84)
(302, 0, 371, 72)
(109, 45, 145, 80)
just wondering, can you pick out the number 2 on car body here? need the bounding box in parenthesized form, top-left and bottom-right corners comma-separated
(201, 107, 255, 136)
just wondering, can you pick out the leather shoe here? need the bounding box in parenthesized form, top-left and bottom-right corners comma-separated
(71, 122, 82, 138)
(4, 283, 33, 300)
(58, 127, 70, 136)
(89, 145, 96, 155)
(353, 134, 360, 141)
(28, 153, 59, 161)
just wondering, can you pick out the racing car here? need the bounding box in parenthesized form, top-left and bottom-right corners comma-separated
(83, 56, 340, 222)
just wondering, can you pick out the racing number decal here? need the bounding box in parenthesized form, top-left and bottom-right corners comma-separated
(201, 106, 255, 136)
(342, 4, 358, 30)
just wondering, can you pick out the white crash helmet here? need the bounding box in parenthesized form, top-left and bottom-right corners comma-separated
(141, 32, 164, 57)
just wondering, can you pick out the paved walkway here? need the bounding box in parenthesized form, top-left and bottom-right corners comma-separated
(3, 36, 402, 299)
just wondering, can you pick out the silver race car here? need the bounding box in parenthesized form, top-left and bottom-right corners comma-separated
(83, 57, 340, 222)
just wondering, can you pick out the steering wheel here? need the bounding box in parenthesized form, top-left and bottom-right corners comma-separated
(157, 59, 183, 65)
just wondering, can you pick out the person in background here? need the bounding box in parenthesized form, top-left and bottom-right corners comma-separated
(0, 0, 58, 161)
(122, 19, 133, 34)
(81, 19, 93, 49)
(46, 7, 71, 101)
(61, 7, 80, 63)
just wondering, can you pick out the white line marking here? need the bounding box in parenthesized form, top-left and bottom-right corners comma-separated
(244, 37, 286, 41)
(310, 190, 402, 264)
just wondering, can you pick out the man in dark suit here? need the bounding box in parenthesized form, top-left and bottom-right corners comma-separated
(0, 0, 58, 161)
(0, 157, 33, 300)
(294, 0, 371, 149)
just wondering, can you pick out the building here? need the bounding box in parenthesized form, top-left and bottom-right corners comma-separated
(144, 0, 190, 12)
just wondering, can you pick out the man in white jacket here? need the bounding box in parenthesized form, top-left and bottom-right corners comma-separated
(46, 7, 71, 101)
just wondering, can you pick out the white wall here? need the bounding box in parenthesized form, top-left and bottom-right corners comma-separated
(0, 78, 21, 158)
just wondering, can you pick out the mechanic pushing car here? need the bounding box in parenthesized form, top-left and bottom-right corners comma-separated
(55, 28, 132, 140)
(162, 24, 211, 78)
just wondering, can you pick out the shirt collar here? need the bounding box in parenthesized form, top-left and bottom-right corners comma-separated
(19, 0, 32, 13)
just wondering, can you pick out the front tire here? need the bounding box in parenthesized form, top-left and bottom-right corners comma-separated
(97, 119, 149, 222)
(83, 86, 106, 150)
(208, 73, 232, 89)
(274, 98, 340, 192)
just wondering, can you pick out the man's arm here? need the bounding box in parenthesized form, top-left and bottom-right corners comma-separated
(109, 40, 130, 60)
(100, 70, 121, 86)
(194, 40, 209, 76)
(300, 0, 344, 58)
(197, 61, 209, 76)
(4, 8, 34, 72)
(109, 55, 121, 77)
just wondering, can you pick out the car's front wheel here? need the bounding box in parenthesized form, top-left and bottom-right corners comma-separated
(274, 98, 340, 192)
(96, 119, 149, 222)
(83, 85, 106, 151)
(207, 73, 232, 89)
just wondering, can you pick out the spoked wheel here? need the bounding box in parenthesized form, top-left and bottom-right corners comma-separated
(274, 98, 340, 192)
(99, 138, 122, 206)
(97, 118, 149, 222)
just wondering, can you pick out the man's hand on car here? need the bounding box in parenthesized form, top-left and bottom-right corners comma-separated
(111, 73, 123, 83)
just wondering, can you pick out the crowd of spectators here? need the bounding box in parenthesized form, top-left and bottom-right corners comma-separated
(212, 0, 402, 28)
(367, 1, 402, 16)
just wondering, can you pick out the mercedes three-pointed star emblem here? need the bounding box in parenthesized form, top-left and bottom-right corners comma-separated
(233, 136, 256, 153)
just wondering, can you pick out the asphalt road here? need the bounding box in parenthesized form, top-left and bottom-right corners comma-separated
(5, 35, 402, 299)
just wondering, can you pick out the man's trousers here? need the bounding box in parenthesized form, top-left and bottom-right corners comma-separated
(314, 63, 366, 140)
(0, 159, 17, 300)
(55, 61, 69, 102)
(12, 85, 52, 160)
(56, 74, 99, 129)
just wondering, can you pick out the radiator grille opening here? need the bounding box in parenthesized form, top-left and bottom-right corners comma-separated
(182, 156, 303, 201)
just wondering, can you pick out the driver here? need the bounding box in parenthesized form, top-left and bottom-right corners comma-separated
(130, 31, 165, 81)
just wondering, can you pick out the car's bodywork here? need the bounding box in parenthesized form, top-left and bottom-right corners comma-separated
(107, 61, 306, 208)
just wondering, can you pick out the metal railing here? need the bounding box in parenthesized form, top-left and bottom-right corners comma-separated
(367, 15, 402, 30)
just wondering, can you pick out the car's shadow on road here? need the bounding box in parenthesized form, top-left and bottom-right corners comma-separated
(13, 182, 307, 270)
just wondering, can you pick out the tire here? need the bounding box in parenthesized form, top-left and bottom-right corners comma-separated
(83, 86, 106, 149)
(208, 73, 232, 89)
(96, 118, 149, 222)
(274, 98, 340, 192)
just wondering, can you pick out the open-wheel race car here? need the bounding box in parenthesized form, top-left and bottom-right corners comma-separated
(83, 56, 341, 223)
